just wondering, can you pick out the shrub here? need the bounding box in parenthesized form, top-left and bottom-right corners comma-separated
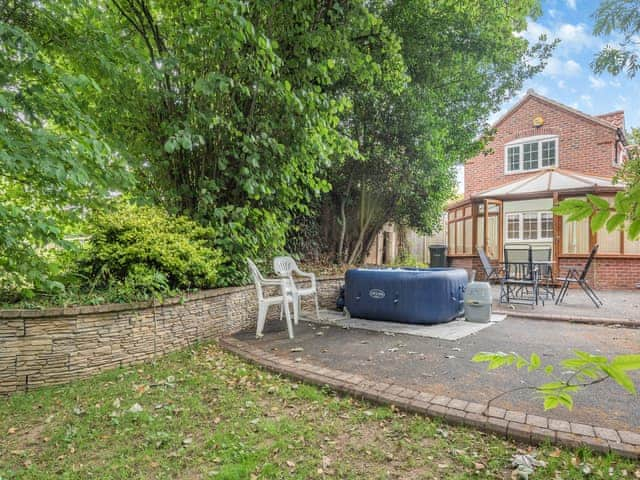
(77, 203, 222, 296)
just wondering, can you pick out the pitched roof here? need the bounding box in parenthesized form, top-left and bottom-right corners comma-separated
(595, 110, 625, 130)
(473, 168, 623, 200)
(491, 90, 622, 132)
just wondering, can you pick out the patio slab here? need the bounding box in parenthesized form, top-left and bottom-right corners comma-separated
(491, 286, 640, 324)
(230, 314, 640, 437)
(310, 310, 507, 340)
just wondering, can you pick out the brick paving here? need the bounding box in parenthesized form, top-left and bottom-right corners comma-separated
(220, 335, 640, 458)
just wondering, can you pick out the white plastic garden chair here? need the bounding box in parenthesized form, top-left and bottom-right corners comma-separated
(247, 259, 295, 339)
(273, 256, 320, 323)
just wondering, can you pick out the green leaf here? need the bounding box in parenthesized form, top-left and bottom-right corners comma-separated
(603, 366, 637, 395)
(587, 194, 610, 210)
(628, 219, 640, 240)
(606, 213, 625, 232)
(558, 392, 574, 411)
(528, 353, 541, 372)
(590, 209, 610, 232)
(543, 396, 559, 410)
(611, 355, 640, 371)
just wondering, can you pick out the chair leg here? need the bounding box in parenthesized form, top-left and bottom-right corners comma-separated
(283, 299, 294, 339)
(558, 282, 569, 304)
(256, 303, 267, 338)
(292, 295, 299, 325)
(314, 293, 320, 320)
(580, 281, 603, 308)
(555, 279, 568, 305)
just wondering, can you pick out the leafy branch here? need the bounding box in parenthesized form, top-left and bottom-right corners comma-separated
(472, 351, 640, 411)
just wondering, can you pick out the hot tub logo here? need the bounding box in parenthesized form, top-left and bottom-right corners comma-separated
(369, 288, 386, 299)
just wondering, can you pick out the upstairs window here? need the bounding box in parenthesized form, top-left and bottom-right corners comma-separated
(505, 136, 558, 173)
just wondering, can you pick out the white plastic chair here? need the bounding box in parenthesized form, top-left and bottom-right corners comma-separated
(273, 256, 320, 323)
(247, 259, 295, 339)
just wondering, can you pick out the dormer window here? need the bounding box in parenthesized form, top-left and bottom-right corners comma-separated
(505, 135, 558, 174)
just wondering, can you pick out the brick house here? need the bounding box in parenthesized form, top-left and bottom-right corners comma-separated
(447, 89, 639, 289)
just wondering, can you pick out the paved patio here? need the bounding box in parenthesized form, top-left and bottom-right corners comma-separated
(491, 286, 640, 323)
(225, 311, 640, 456)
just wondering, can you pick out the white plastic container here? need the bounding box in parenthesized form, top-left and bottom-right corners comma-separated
(464, 281, 492, 323)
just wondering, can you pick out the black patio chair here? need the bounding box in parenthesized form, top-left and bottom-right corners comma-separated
(476, 247, 502, 282)
(555, 244, 603, 308)
(532, 247, 554, 299)
(500, 246, 540, 306)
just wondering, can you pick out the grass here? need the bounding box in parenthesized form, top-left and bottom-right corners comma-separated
(0, 342, 638, 479)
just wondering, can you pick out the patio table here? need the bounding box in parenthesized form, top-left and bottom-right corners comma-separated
(498, 260, 555, 306)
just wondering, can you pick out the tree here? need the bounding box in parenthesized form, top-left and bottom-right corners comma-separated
(0, 1, 131, 296)
(554, 1, 640, 239)
(309, 0, 555, 264)
(23, 0, 405, 285)
(592, 0, 640, 78)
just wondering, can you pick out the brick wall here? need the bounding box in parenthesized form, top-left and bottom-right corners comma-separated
(0, 276, 342, 395)
(465, 94, 619, 197)
(559, 257, 640, 289)
(448, 256, 487, 281)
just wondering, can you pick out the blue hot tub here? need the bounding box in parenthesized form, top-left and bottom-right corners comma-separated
(344, 268, 467, 324)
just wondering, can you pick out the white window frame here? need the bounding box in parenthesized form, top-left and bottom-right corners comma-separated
(504, 135, 559, 174)
(504, 211, 554, 242)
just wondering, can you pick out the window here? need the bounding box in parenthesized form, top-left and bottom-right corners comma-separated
(541, 140, 556, 167)
(540, 212, 553, 239)
(507, 214, 520, 241)
(562, 216, 589, 254)
(523, 143, 539, 170)
(505, 136, 558, 173)
(522, 213, 538, 240)
(506, 212, 553, 241)
(507, 146, 520, 171)
(448, 206, 473, 255)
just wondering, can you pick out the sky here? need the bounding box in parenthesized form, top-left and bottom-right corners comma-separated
(458, 0, 640, 193)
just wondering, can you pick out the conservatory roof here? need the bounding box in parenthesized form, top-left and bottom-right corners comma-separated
(473, 168, 622, 200)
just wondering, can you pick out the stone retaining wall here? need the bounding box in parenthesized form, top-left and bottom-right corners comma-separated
(0, 276, 343, 395)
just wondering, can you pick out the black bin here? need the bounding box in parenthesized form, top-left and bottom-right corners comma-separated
(429, 245, 448, 267)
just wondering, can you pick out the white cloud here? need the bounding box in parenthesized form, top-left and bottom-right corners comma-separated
(542, 57, 582, 77)
(556, 23, 600, 52)
(610, 79, 622, 88)
(615, 94, 629, 111)
(517, 21, 600, 55)
(580, 94, 593, 109)
(589, 75, 606, 89)
(531, 84, 550, 96)
(558, 80, 567, 89)
(566, 0, 576, 9)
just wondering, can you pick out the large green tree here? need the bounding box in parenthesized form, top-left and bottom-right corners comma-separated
(24, 0, 405, 284)
(309, 0, 554, 264)
(0, 1, 131, 295)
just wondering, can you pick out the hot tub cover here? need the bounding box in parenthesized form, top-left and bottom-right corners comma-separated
(344, 267, 467, 324)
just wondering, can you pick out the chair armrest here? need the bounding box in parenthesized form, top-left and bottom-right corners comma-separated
(260, 278, 287, 287)
(294, 269, 316, 288)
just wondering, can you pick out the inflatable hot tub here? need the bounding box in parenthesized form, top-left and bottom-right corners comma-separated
(344, 268, 467, 324)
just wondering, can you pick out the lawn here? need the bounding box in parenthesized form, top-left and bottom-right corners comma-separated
(0, 342, 638, 479)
